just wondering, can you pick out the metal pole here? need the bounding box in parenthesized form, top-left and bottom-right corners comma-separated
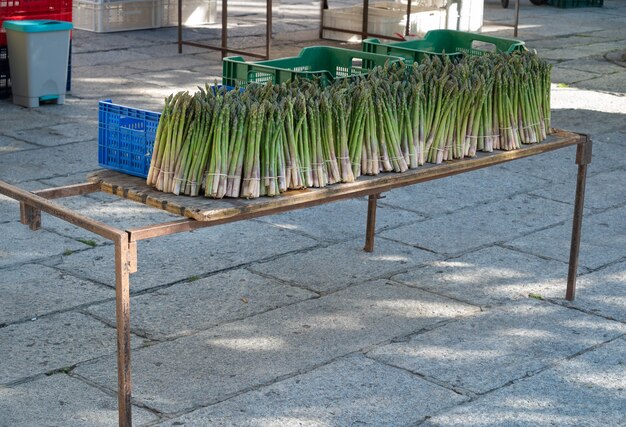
(221, 0, 228, 58)
(266, 0, 272, 59)
(362, 0, 369, 38)
(514, 0, 520, 37)
(115, 234, 133, 427)
(405, 0, 412, 37)
(566, 136, 592, 301)
(364, 193, 380, 252)
(178, 0, 183, 53)
(320, 0, 325, 39)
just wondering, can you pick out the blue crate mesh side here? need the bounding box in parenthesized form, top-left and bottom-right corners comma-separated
(98, 101, 161, 178)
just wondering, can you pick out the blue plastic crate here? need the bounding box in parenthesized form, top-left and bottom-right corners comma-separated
(98, 100, 161, 178)
(98, 87, 237, 178)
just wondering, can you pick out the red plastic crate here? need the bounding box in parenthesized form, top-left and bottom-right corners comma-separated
(1, 0, 72, 45)
(0, 9, 72, 46)
(0, 0, 72, 17)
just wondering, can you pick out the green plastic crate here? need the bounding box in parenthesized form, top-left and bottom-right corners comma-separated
(545, 0, 602, 8)
(363, 29, 526, 63)
(222, 46, 404, 87)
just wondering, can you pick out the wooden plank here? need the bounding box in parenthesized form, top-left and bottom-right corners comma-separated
(88, 130, 584, 224)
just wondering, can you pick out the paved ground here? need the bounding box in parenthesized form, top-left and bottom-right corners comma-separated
(1, 1, 626, 426)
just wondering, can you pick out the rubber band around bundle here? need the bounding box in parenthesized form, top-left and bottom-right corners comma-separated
(521, 122, 541, 130)
(173, 177, 198, 185)
(467, 134, 500, 140)
(242, 177, 261, 181)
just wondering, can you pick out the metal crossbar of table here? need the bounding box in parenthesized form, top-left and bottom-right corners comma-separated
(0, 129, 591, 427)
(177, 0, 273, 59)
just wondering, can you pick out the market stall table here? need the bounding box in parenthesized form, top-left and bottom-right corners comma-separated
(0, 128, 591, 427)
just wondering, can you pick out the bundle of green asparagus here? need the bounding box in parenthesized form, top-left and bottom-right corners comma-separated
(146, 50, 552, 199)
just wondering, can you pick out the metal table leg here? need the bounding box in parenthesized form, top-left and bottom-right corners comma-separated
(566, 135, 592, 301)
(364, 193, 381, 252)
(115, 234, 135, 427)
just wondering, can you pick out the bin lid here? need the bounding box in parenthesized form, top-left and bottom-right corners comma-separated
(2, 20, 73, 33)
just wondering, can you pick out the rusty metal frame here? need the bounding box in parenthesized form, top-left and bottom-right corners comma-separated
(177, 0, 273, 59)
(0, 131, 590, 427)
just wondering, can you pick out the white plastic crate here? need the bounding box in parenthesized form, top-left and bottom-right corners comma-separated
(446, 0, 483, 32)
(73, 0, 160, 33)
(323, 2, 446, 43)
(161, 0, 216, 27)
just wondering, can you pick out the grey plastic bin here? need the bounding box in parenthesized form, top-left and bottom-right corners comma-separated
(2, 20, 72, 107)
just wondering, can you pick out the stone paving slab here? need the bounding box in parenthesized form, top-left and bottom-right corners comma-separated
(380, 194, 573, 256)
(0, 374, 157, 426)
(257, 198, 424, 243)
(0, 134, 39, 154)
(555, 56, 626, 76)
(575, 70, 626, 94)
(40, 198, 182, 245)
(527, 35, 612, 50)
(0, 104, 73, 130)
(391, 246, 568, 307)
(72, 64, 144, 80)
(551, 67, 601, 85)
(86, 268, 316, 340)
(585, 136, 626, 174)
(124, 52, 222, 72)
(250, 238, 439, 293)
(379, 166, 547, 217)
(501, 131, 626, 183)
(71, 30, 160, 52)
(572, 260, 626, 323)
(368, 300, 626, 395)
(27, 99, 100, 122)
(2, 123, 97, 147)
(70, 79, 173, 105)
(126, 69, 221, 91)
(422, 337, 626, 427)
(0, 311, 143, 385)
(0, 223, 89, 268)
(160, 354, 468, 426)
(551, 87, 626, 116)
(75, 280, 478, 413)
(507, 206, 626, 271)
(0, 264, 111, 325)
(531, 167, 626, 212)
(0, 140, 99, 184)
(51, 221, 318, 292)
(0, 194, 20, 223)
(73, 49, 154, 68)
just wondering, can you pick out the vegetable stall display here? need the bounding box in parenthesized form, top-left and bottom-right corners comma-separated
(147, 51, 552, 199)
